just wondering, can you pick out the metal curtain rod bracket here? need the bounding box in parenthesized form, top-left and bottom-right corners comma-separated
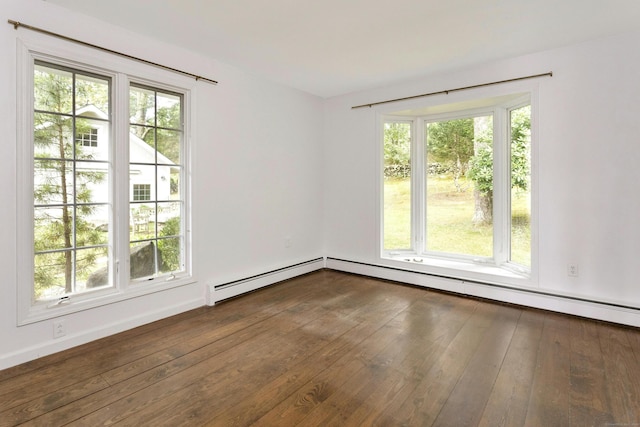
(8, 19, 218, 85)
(352, 72, 553, 109)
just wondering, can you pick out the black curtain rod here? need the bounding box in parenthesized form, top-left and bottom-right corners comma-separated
(8, 19, 218, 85)
(352, 71, 552, 109)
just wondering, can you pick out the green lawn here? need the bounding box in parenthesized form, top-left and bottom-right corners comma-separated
(384, 176, 530, 266)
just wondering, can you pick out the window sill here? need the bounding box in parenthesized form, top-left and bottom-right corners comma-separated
(18, 275, 197, 326)
(381, 253, 532, 288)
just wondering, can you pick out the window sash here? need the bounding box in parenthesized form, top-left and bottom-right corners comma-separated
(32, 61, 113, 301)
(128, 84, 185, 279)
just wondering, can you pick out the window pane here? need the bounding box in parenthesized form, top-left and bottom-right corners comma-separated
(130, 86, 155, 126)
(76, 74, 110, 116)
(130, 164, 156, 202)
(76, 204, 109, 246)
(383, 122, 412, 250)
(157, 204, 181, 273)
(34, 160, 73, 204)
(510, 105, 531, 266)
(168, 166, 182, 200)
(156, 129, 181, 164)
(157, 92, 181, 129)
(130, 241, 159, 279)
(425, 116, 493, 258)
(130, 125, 155, 163)
(76, 246, 109, 290)
(34, 64, 72, 113)
(76, 118, 109, 161)
(158, 202, 180, 229)
(157, 165, 174, 200)
(34, 251, 70, 300)
(130, 204, 155, 242)
(34, 113, 73, 159)
(34, 207, 72, 251)
(158, 237, 182, 273)
(76, 164, 108, 204)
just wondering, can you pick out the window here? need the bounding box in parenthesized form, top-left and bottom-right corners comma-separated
(381, 92, 533, 276)
(33, 62, 111, 301)
(132, 184, 151, 201)
(129, 85, 185, 278)
(76, 128, 98, 147)
(18, 39, 193, 323)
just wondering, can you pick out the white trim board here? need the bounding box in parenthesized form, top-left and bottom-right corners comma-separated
(207, 258, 326, 305)
(325, 258, 640, 328)
(0, 297, 203, 371)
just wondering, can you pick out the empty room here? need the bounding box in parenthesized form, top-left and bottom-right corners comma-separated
(1, 0, 640, 425)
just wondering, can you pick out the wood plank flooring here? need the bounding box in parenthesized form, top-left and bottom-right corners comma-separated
(1, 269, 639, 426)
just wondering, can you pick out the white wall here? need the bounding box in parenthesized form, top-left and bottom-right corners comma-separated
(0, 0, 324, 369)
(323, 31, 640, 326)
(4, 0, 640, 371)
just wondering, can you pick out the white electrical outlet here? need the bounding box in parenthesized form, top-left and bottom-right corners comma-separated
(53, 319, 66, 338)
(568, 263, 579, 277)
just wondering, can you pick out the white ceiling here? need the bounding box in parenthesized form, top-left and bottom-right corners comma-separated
(46, 0, 640, 98)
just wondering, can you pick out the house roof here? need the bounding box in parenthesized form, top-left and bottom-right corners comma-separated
(40, 104, 175, 166)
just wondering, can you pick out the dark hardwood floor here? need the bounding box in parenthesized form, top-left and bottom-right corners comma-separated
(1, 269, 639, 426)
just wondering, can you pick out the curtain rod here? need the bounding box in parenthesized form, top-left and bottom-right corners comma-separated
(352, 71, 552, 109)
(8, 19, 218, 85)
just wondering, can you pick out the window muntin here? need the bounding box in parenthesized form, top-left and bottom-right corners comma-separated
(33, 62, 112, 301)
(381, 94, 532, 273)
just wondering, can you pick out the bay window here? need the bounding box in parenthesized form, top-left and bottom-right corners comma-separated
(382, 92, 533, 276)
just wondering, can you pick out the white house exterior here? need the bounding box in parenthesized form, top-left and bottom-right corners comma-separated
(36, 104, 175, 229)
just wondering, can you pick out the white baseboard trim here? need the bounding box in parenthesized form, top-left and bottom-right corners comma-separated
(207, 258, 325, 305)
(0, 298, 203, 371)
(326, 257, 640, 328)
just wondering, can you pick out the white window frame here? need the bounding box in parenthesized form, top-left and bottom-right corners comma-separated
(16, 34, 195, 325)
(378, 86, 538, 287)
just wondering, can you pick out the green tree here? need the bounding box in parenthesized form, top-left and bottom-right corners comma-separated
(426, 118, 475, 191)
(384, 122, 411, 166)
(467, 116, 493, 224)
(509, 106, 531, 192)
(129, 86, 155, 136)
(130, 88, 182, 164)
(467, 106, 530, 224)
(158, 216, 181, 271)
(33, 65, 107, 296)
